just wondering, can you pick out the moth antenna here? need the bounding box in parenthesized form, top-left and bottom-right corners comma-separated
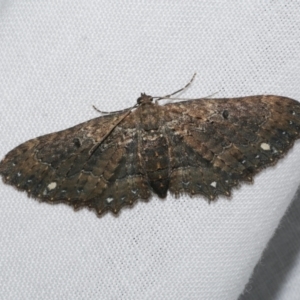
(92, 105, 106, 114)
(92, 105, 135, 115)
(153, 73, 197, 103)
(154, 90, 222, 102)
(204, 90, 222, 99)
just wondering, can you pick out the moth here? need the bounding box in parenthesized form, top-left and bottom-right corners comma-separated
(1, 76, 300, 215)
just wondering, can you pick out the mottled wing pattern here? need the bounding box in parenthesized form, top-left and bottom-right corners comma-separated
(0, 111, 150, 215)
(1, 94, 300, 216)
(163, 96, 300, 199)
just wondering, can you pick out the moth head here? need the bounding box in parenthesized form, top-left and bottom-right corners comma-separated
(137, 93, 153, 105)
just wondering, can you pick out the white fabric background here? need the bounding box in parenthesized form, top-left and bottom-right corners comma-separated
(0, 1, 300, 299)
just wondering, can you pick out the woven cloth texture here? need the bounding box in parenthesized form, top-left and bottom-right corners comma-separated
(1, 2, 300, 299)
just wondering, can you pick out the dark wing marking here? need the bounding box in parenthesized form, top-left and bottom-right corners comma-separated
(0, 111, 150, 215)
(163, 96, 300, 200)
(2, 95, 300, 215)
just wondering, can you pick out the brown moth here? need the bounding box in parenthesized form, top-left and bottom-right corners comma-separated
(1, 78, 300, 215)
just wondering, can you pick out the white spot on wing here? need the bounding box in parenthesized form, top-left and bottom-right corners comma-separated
(106, 197, 113, 203)
(210, 181, 217, 188)
(47, 182, 57, 191)
(260, 143, 270, 151)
